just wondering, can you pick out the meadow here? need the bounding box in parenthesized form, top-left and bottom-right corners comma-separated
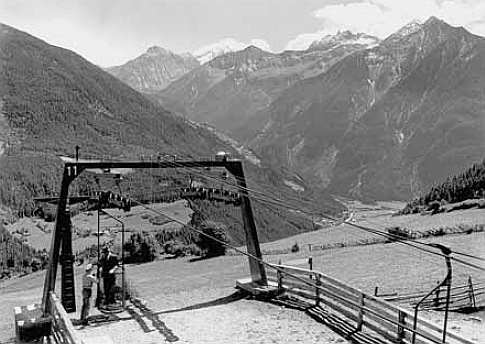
(5, 200, 192, 253)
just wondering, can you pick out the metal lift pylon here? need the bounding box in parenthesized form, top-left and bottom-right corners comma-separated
(41, 158, 268, 316)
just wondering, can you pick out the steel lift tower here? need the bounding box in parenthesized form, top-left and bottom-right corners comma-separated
(41, 158, 268, 315)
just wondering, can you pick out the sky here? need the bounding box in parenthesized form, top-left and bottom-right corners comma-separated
(0, 0, 484, 67)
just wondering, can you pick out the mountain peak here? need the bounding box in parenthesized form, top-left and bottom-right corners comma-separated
(309, 31, 380, 51)
(244, 45, 265, 53)
(387, 16, 457, 42)
(106, 45, 199, 92)
(424, 16, 444, 26)
(145, 46, 172, 56)
(388, 19, 423, 39)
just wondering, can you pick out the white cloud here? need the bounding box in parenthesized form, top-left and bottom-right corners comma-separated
(285, 0, 485, 51)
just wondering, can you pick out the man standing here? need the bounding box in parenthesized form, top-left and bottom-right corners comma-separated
(80, 264, 97, 325)
(100, 246, 120, 307)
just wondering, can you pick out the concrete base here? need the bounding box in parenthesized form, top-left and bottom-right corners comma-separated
(98, 302, 124, 314)
(235, 278, 280, 299)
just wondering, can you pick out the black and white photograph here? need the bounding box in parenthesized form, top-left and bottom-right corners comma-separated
(0, 1, 484, 343)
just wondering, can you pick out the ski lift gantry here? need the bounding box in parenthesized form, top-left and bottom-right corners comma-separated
(41, 157, 268, 315)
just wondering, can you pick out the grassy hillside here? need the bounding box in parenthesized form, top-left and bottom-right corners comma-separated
(0, 23, 342, 247)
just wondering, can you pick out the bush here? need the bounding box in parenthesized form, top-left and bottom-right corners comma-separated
(198, 221, 227, 258)
(172, 244, 187, 257)
(123, 232, 156, 263)
(187, 243, 201, 256)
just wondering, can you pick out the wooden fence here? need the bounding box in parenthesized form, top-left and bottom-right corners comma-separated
(267, 264, 475, 344)
(383, 277, 485, 311)
(49, 292, 83, 344)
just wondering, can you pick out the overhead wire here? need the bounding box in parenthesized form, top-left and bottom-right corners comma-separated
(360, 217, 480, 280)
(165, 158, 485, 272)
(125, 196, 358, 297)
(81, 153, 485, 272)
(448, 250, 485, 262)
(126, 196, 485, 310)
(119, 154, 485, 271)
(164, 156, 346, 216)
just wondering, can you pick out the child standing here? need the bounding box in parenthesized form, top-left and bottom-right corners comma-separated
(80, 263, 97, 325)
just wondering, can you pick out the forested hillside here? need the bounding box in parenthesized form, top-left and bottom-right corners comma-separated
(401, 160, 485, 214)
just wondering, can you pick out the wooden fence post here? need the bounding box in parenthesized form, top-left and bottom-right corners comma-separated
(397, 310, 406, 343)
(468, 276, 476, 310)
(315, 275, 321, 307)
(277, 270, 283, 293)
(308, 255, 313, 280)
(357, 293, 364, 331)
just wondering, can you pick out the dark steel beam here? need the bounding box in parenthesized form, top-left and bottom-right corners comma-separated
(42, 159, 267, 315)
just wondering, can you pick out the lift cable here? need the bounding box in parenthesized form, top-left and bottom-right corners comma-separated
(78, 155, 485, 272)
(126, 197, 443, 299)
(133, 156, 485, 270)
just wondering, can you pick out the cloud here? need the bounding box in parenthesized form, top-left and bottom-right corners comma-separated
(285, 0, 485, 51)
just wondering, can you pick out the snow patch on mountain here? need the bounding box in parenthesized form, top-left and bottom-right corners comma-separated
(309, 31, 380, 51)
(193, 38, 271, 64)
(389, 20, 423, 39)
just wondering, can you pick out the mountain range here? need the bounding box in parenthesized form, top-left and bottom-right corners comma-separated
(3, 14, 484, 220)
(109, 17, 485, 201)
(0, 22, 339, 245)
(156, 32, 380, 135)
(250, 17, 485, 200)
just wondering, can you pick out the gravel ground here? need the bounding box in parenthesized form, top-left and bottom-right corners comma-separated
(1, 259, 350, 344)
(74, 291, 350, 344)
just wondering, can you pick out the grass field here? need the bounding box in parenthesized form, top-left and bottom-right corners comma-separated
(5, 200, 192, 253)
(267, 232, 485, 295)
(260, 202, 485, 254)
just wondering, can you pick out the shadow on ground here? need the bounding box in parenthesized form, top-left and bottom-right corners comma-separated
(155, 291, 247, 315)
(268, 295, 391, 344)
(129, 298, 179, 342)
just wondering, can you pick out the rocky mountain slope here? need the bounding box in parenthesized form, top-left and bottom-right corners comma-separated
(250, 17, 485, 201)
(106, 46, 199, 92)
(0, 23, 341, 244)
(156, 32, 379, 136)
